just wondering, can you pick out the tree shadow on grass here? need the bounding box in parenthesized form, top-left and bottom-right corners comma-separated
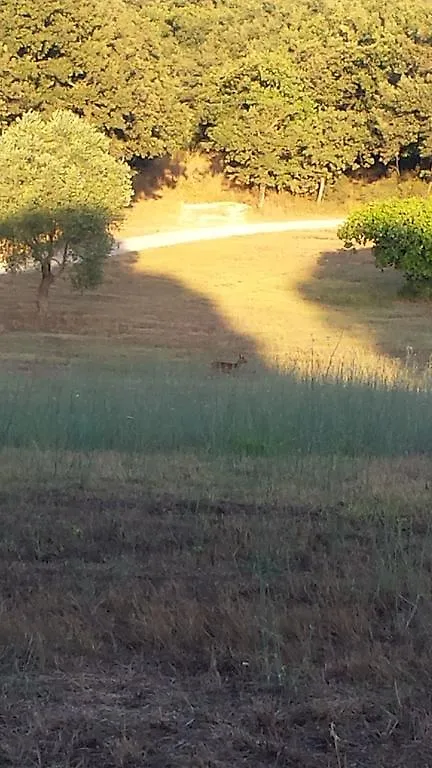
(0, 249, 267, 371)
(297, 245, 432, 367)
(3, 249, 432, 459)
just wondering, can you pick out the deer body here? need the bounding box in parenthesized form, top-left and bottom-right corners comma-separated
(211, 354, 248, 373)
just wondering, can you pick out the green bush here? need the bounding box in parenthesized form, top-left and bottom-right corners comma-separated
(338, 198, 432, 296)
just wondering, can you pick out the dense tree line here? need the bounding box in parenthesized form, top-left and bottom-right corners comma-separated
(1, 0, 432, 198)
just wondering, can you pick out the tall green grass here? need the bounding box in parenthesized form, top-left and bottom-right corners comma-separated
(1, 360, 431, 457)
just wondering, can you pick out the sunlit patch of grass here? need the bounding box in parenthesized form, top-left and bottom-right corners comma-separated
(131, 232, 367, 365)
(131, 231, 432, 378)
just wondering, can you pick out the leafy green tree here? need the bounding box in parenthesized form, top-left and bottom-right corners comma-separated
(373, 75, 432, 172)
(4, 0, 431, 195)
(0, 0, 193, 159)
(338, 198, 432, 296)
(280, 0, 432, 174)
(0, 110, 133, 312)
(165, 0, 432, 198)
(204, 52, 317, 201)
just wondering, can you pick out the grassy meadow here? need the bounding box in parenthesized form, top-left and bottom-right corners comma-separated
(1, 205, 432, 766)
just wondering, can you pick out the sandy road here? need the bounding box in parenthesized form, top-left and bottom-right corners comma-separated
(0, 219, 346, 273)
(117, 218, 345, 253)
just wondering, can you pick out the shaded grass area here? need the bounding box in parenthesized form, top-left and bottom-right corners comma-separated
(1, 360, 432, 457)
(1, 359, 432, 766)
(1, 357, 432, 764)
(0, 249, 260, 360)
(298, 246, 432, 366)
(1, 485, 432, 767)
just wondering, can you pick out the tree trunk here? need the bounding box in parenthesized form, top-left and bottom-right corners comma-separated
(257, 183, 266, 209)
(316, 176, 326, 205)
(37, 261, 55, 314)
(395, 154, 400, 177)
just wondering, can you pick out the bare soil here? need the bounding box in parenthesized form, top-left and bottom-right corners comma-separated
(1, 489, 432, 767)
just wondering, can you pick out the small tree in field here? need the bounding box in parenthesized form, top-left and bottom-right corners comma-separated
(0, 110, 133, 312)
(338, 198, 432, 297)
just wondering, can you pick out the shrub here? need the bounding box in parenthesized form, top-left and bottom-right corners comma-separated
(338, 197, 432, 296)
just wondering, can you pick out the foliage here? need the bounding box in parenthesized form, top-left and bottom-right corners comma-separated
(338, 198, 432, 295)
(158, 0, 432, 195)
(205, 53, 317, 195)
(0, 110, 133, 309)
(0, 0, 193, 158)
(1, 0, 432, 195)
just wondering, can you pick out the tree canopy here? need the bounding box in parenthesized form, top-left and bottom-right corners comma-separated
(204, 53, 317, 196)
(0, 0, 431, 197)
(0, 0, 193, 158)
(0, 109, 133, 311)
(339, 198, 432, 296)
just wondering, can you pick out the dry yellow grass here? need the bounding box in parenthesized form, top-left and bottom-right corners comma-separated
(2, 224, 432, 381)
(131, 231, 347, 362)
(112, 168, 432, 383)
(122, 154, 430, 237)
(3, 447, 432, 768)
(131, 229, 431, 378)
(3, 182, 432, 767)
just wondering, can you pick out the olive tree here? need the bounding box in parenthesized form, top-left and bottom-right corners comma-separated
(0, 110, 133, 312)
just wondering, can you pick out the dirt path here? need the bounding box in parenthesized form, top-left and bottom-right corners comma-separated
(117, 218, 345, 253)
(0, 219, 346, 273)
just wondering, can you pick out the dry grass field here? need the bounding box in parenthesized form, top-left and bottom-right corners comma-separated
(2, 483, 432, 768)
(131, 231, 432, 374)
(124, 154, 431, 235)
(1, 225, 431, 373)
(2, 195, 432, 766)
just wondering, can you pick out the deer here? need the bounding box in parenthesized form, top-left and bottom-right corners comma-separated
(211, 353, 248, 373)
